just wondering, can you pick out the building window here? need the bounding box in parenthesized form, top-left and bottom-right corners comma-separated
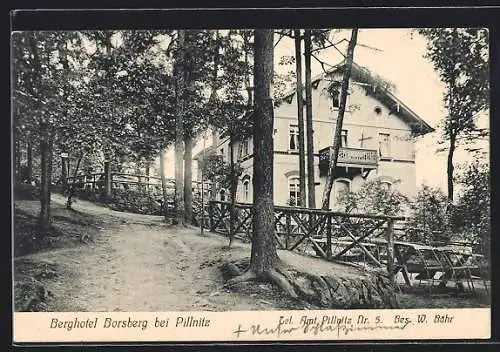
(378, 133, 391, 158)
(238, 139, 250, 159)
(331, 88, 340, 108)
(341, 129, 348, 148)
(244, 139, 249, 156)
(237, 143, 243, 159)
(243, 178, 250, 201)
(219, 189, 226, 202)
(288, 176, 301, 206)
(220, 148, 224, 156)
(289, 125, 299, 151)
(334, 179, 350, 201)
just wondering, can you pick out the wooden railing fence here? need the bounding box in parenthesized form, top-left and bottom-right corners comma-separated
(207, 200, 404, 284)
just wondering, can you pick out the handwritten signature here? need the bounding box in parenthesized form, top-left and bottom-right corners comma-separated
(232, 320, 412, 338)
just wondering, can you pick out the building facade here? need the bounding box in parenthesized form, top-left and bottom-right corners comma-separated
(209, 63, 434, 209)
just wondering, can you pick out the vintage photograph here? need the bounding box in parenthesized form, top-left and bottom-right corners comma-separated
(12, 28, 490, 316)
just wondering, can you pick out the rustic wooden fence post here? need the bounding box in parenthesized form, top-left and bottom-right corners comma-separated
(285, 211, 291, 249)
(386, 218, 396, 285)
(208, 201, 215, 232)
(104, 161, 112, 203)
(326, 214, 332, 260)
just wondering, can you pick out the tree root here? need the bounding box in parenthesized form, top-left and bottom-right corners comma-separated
(223, 264, 299, 299)
(264, 269, 298, 299)
(224, 270, 257, 287)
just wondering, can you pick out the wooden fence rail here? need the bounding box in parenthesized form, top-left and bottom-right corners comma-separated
(207, 200, 404, 284)
(66, 172, 211, 195)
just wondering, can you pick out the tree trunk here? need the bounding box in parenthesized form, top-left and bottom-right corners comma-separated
(225, 30, 298, 298)
(249, 29, 279, 273)
(28, 31, 52, 227)
(27, 140, 33, 183)
(294, 29, 307, 207)
(184, 134, 194, 224)
(135, 157, 142, 190)
(159, 148, 170, 220)
(104, 159, 112, 203)
(304, 30, 316, 209)
(321, 28, 358, 210)
(61, 155, 67, 191)
(39, 123, 52, 228)
(447, 132, 456, 202)
(173, 29, 186, 226)
(66, 155, 82, 209)
(210, 130, 218, 201)
(229, 135, 237, 248)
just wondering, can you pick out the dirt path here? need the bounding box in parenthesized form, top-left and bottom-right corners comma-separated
(16, 195, 490, 311)
(19, 195, 307, 312)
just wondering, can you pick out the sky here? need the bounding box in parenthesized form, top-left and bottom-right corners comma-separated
(162, 28, 489, 193)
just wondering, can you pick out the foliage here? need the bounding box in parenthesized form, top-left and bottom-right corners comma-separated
(14, 184, 41, 200)
(418, 28, 489, 141)
(287, 196, 304, 207)
(451, 162, 490, 255)
(418, 28, 489, 200)
(337, 179, 409, 216)
(206, 30, 253, 136)
(84, 30, 177, 162)
(407, 184, 451, 242)
(200, 154, 243, 190)
(109, 188, 163, 216)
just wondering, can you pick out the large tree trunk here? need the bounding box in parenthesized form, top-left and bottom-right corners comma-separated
(304, 30, 316, 209)
(159, 148, 170, 220)
(39, 124, 52, 228)
(29, 32, 53, 228)
(210, 130, 218, 201)
(184, 134, 194, 224)
(226, 30, 297, 298)
(60, 154, 67, 192)
(294, 29, 307, 207)
(249, 29, 279, 273)
(27, 140, 33, 184)
(447, 132, 456, 202)
(321, 29, 358, 210)
(173, 30, 186, 226)
(228, 135, 237, 248)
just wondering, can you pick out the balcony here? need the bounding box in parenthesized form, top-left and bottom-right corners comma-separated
(319, 146, 378, 176)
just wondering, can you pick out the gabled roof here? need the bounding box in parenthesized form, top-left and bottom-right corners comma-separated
(279, 61, 435, 137)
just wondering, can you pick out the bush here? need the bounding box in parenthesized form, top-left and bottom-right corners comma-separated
(14, 183, 40, 200)
(406, 184, 451, 244)
(75, 187, 104, 203)
(110, 188, 163, 215)
(451, 162, 490, 256)
(337, 179, 408, 216)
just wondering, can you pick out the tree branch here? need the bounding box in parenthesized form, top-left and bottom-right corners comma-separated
(310, 53, 336, 75)
(274, 32, 286, 48)
(274, 30, 295, 39)
(311, 38, 348, 54)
